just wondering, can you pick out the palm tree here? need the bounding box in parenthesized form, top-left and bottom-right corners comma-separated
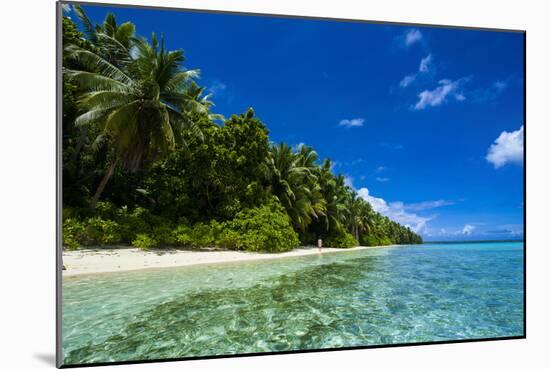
(68, 6, 136, 163)
(317, 159, 349, 234)
(266, 143, 326, 233)
(64, 33, 206, 208)
(347, 192, 362, 242)
(73, 5, 135, 64)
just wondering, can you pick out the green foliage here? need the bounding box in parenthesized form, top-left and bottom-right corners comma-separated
(173, 224, 193, 247)
(62, 218, 86, 250)
(224, 200, 300, 252)
(152, 224, 176, 245)
(324, 231, 358, 248)
(189, 222, 218, 248)
(132, 234, 158, 249)
(144, 109, 271, 221)
(61, 7, 423, 253)
(171, 201, 299, 252)
(85, 217, 122, 244)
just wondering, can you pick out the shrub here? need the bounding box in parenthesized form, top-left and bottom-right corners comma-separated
(85, 217, 122, 245)
(94, 201, 118, 219)
(361, 234, 380, 246)
(173, 224, 193, 247)
(152, 224, 176, 245)
(63, 217, 86, 250)
(215, 227, 241, 249)
(62, 199, 301, 253)
(116, 207, 151, 242)
(324, 230, 357, 248)
(190, 222, 216, 248)
(225, 200, 299, 252)
(132, 234, 158, 249)
(361, 234, 392, 246)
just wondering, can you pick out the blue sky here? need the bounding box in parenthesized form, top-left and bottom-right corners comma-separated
(66, 4, 525, 241)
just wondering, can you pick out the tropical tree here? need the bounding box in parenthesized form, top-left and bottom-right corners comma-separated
(266, 143, 326, 234)
(315, 159, 349, 234)
(73, 5, 135, 65)
(64, 32, 207, 208)
(61, 6, 424, 250)
(66, 6, 137, 163)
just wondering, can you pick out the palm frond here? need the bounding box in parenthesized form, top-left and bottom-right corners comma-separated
(64, 69, 132, 93)
(64, 44, 132, 83)
(73, 5, 97, 42)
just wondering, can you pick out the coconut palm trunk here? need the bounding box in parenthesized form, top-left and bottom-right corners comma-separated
(90, 157, 119, 209)
(70, 127, 88, 164)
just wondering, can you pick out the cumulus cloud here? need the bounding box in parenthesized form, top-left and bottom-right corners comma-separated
(357, 187, 431, 233)
(404, 29, 423, 47)
(344, 176, 354, 188)
(375, 177, 390, 183)
(460, 224, 476, 235)
(339, 118, 365, 128)
(413, 79, 465, 110)
(486, 125, 524, 168)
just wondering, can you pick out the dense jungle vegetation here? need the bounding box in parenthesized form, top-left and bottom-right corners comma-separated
(62, 6, 422, 251)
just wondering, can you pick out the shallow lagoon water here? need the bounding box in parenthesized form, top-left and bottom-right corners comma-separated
(62, 242, 524, 365)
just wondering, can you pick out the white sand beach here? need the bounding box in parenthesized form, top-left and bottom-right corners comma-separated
(62, 246, 374, 276)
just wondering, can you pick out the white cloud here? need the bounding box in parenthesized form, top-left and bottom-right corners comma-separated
(399, 55, 432, 89)
(413, 79, 465, 110)
(376, 166, 385, 172)
(400, 74, 416, 88)
(404, 29, 423, 47)
(419, 54, 432, 73)
(460, 224, 476, 235)
(339, 118, 365, 128)
(486, 125, 524, 168)
(357, 187, 431, 233)
(493, 80, 508, 92)
(375, 177, 390, 182)
(405, 200, 455, 211)
(208, 81, 227, 96)
(344, 176, 354, 188)
(472, 79, 509, 103)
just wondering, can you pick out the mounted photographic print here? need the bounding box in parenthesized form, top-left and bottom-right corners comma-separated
(57, 1, 525, 367)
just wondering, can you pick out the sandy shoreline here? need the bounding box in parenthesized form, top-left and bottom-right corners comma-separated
(61, 246, 379, 277)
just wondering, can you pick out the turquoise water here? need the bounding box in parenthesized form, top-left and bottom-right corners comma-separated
(62, 242, 524, 365)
